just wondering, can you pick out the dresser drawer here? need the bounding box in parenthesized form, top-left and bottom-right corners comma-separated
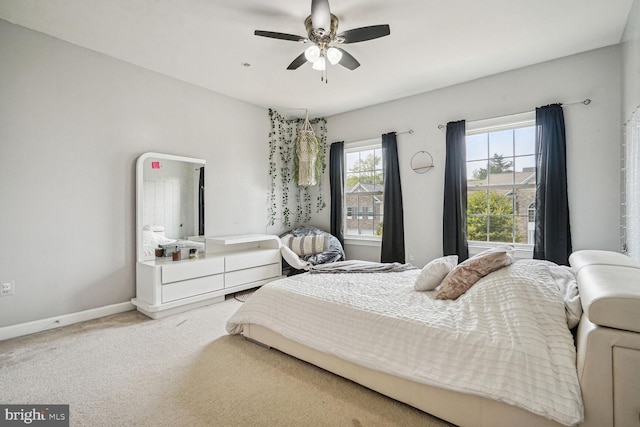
(225, 249, 281, 272)
(225, 263, 281, 288)
(162, 274, 224, 303)
(161, 256, 224, 284)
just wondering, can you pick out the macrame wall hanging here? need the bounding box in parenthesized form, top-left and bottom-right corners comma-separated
(268, 109, 327, 229)
(295, 112, 320, 186)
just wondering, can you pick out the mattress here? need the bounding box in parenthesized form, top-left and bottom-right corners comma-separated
(227, 259, 583, 426)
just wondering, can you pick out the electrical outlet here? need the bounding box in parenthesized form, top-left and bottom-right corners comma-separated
(409, 254, 415, 261)
(0, 281, 15, 297)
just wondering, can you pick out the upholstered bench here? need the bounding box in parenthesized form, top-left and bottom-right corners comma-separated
(569, 250, 640, 427)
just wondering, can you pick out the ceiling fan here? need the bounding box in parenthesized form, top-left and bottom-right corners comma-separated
(254, 0, 390, 79)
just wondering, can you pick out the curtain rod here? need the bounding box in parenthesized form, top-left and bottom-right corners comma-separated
(342, 129, 414, 144)
(437, 99, 591, 130)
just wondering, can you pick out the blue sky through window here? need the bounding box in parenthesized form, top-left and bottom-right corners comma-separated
(466, 126, 535, 179)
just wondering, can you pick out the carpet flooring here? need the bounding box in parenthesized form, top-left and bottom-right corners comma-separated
(0, 296, 454, 426)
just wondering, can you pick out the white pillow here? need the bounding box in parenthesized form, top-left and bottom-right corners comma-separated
(281, 245, 312, 271)
(414, 255, 458, 291)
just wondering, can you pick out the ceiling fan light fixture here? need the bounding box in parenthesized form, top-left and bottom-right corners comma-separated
(312, 57, 326, 71)
(254, 0, 390, 79)
(305, 45, 321, 62)
(326, 47, 342, 65)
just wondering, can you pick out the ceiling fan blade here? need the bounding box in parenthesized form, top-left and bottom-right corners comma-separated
(287, 52, 308, 70)
(339, 25, 390, 44)
(254, 30, 305, 42)
(311, 0, 331, 34)
(336, 48, 360, 70)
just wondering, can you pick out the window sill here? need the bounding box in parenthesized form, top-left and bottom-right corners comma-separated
(468, 242, 533, 259)
(344, 236, 382, 247)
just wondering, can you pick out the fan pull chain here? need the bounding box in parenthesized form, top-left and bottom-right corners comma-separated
(321, 64, 328, 84)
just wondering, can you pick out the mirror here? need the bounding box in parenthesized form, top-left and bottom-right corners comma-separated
(411, 151, 434, 174)
(136, 152, 206, 262)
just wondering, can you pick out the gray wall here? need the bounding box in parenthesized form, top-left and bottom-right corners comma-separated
(317, 46, 622, 266)
(0, 20, 270, 328)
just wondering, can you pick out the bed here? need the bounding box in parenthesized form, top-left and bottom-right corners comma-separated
(226, 250, 640, 427)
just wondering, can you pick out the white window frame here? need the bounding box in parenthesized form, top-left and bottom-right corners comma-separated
(465, 112, 536, 257)
(343, 138, 384, 246)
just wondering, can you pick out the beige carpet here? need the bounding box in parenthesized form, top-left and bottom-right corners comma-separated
(0, 296, 454, 426)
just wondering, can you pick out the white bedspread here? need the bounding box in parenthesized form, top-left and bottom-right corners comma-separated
(226, 259, 583, 426)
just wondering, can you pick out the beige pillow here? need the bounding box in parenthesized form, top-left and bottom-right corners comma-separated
(281, 234, 325, 256)
(435, 246, 514, 300)
(414, 256, 458, 291)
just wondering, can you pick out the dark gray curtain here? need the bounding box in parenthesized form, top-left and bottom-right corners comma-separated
(381, 132, 405, 263)
(329, 142, 345, 247)
(198, 166, 205, 235)
(443, 120, 469, 262)
(534, 104, 572, 265)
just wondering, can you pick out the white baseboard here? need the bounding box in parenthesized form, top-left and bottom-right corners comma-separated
(0, 301, 135, 341)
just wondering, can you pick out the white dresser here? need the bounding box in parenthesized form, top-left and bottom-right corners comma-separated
(132, 234, 282, 319)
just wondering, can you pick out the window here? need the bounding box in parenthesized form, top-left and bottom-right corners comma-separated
(344, 141, 384, 237)
(466, 113, 536, 245)
(527, 202, 536, 222)
(527, 202, 536, 244)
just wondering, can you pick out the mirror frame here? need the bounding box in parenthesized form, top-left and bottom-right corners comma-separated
(136, 152, 206, 262)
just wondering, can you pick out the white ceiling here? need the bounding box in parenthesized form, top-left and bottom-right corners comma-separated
(0, 0, 634, 117)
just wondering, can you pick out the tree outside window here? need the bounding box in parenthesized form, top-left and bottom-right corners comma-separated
(466, 124, 536, 245)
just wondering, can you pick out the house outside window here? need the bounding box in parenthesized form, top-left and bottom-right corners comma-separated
(466, 112, 536, 247)
(344, 141, 384, 238)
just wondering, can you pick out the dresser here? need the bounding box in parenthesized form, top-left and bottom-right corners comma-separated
(132, 234, 281, 319)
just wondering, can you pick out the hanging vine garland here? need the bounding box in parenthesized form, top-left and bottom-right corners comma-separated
(267, 109, 327, 228)
(268, 111, 278, 226)
(280, 117, 294, 226)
